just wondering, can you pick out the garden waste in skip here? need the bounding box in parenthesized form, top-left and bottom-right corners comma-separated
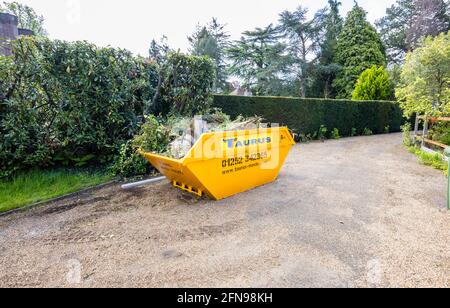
(141, 116, 295, 200)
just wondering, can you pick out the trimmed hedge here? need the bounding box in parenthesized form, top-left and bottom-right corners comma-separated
(213, 95, 404, 137)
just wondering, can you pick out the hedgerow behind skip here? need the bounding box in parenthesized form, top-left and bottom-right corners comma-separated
(0, 36, 215, 179)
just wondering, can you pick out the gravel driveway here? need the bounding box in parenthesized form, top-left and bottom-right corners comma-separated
(0, 133, 448, 288)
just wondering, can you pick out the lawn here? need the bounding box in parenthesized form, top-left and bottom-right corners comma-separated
(0, 169, 113, 213)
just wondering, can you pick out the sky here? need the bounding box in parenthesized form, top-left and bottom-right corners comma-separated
(16, 0, 396, 56)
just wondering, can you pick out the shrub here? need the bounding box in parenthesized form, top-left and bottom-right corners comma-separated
(384, 125, 390, 134)
(0, 37, 215, 178)
(156, 52, 215, 116)
(0, 37, 157, 177)
(352, 65, 391, 101)
(401, 123, 413, 146)
(132, 115, 171, 153)
(109, 141, 149, 178)
(213, 95, 404, 138)
(110, 115, 174, 178)
(363, 128, 373, 136)
(351, 128, 357, 137)
(332, 128, 340, 140)
(429, 122, 450, 146)
(318, 125, 328, 141)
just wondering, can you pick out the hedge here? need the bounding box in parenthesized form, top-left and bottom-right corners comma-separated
(213, 95, 404, 137)
(0, 37, 214, 178)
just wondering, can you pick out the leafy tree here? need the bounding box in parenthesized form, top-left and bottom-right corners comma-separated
(227, 25, 287, 96)
(0, 1, 47, 36)
(396, 32, 450, 117)
(333, 4, 386, 99)
(376, 0, 450, 64)
(188, 18, 230, 93)
(352, 65, 391, 101)
(313, 0, 344, 98)
(278, 6, 321, 98)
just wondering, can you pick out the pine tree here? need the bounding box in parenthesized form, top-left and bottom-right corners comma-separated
(188, 18, 230, 92)
(333, 4, 386, 99)
(314, 0, 344, 98)
(227, 25, 287, 96)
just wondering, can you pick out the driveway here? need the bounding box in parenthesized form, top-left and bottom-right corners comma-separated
(0, 133, 448, 288)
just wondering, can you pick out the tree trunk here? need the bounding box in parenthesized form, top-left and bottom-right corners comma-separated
(299, 76, 306, 98)
(146, 72, 163, 116)
(300, 39, 307, 98)
(324, 75, 331, 99)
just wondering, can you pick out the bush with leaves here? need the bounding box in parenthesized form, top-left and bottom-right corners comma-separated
(352, 65, 391, 101)
(154, 52, 215, 116)
(331, 128, 340, 140)
(363, 128, 374, 136)
(109, 141, 149, 178)
(0, 37, 158, 178)
(132, 115, 171, 152)
(110, 115, 172, 178)
(429, 122, 450, 146)
(401, 123, 413, 146)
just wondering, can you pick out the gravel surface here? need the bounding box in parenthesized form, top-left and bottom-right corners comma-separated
(0, 133, 448, 288)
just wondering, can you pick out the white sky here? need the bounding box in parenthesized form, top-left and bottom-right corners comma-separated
(16, 0, 396, 56)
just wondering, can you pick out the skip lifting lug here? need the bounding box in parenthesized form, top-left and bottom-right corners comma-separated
(172, 181, 203, 197)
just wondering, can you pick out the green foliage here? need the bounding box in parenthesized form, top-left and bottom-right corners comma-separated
(0, 36, 157, 178)
(158, 52, 215, 116)
(0, 168, 112, 212)
(429, 122, 450, 146)
(313, 0, 344, 98)
(333, 4, 386, 99)
(227, 25, 287, 96)
(278, 6, 321, 98)
(213, 95, 404, 138)
(109, 141, 149, 179)
(110, 115, 172, 178)
(331, 128, 340, 140)
(318, 125, 328, 140)
(384, 125, 390, 134)
(188, 18, 230, 93)
(363, 128, 373, 136)
(352, 65, 391, 101)
(0, 1, 47, 36)
(396, 32, 450, 117)
(351, 128, 357, 137)
(132, 115, 171, 153)
(408, 146, 448, 175)
(0, 37, 215, 178)
(401, 123, 413, 146)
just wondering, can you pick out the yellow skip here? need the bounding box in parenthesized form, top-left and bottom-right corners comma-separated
(142, 127, 295, 200)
